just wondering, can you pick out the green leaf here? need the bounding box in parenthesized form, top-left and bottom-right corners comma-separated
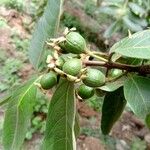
(123, 15, 143, 32)
(28, 0, 63, 71)
(99, 76, 126, 92)
(2, 78, 37, 150)
(74, 113, 80, 139)
(0, 95, 11, 107)
(129, 14, 147, 28)
(105, 0, 124, 5)
(99, 6, 119, 16)
(124, 75, 150, 118)
(110, 30, 150, 59)
(41, 79, 76, 150)
(104, 20, 121, 38)
(101, 87, 126, 135)
(129, 2, 146, 16)
(145, 114, 150, 129)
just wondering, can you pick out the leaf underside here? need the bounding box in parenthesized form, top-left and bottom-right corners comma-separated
(28, 0, 62, 71)
(124, 75, 150, 118)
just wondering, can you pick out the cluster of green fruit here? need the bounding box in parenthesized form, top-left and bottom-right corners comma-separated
(40, 31, 121, 100)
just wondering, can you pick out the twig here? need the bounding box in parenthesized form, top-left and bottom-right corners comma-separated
(84, 60, 150, 74)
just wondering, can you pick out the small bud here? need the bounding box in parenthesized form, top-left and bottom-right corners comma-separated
(58, 37, 66, 43)
(46, 55, 53, 63)
(46, 42, 56, 47)
(49, 38, 59, 43)
(55, 60, 60, 66)
(80, 68, 87, 74)
(53, 51, 59, 59)
(70, 27, 76, 31)
(47, 62, 55, 69)
(54, 46, 61, 52)
(63, 27, 69, 36)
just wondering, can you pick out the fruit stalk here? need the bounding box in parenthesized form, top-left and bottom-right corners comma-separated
(86, 51, 108, 62)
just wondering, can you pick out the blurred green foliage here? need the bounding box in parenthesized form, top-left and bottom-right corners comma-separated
(81, 127, 100, 138)
(0, 18, 8, 28)
(98, 0, 150, 38)
(0, 0, 24, 11)
(130, 137, 146, 150)
(12, 35, 29, 53)
(0, 56, 22, 92)
(62, 12, 84, 35)
(84, 0, 97, 17)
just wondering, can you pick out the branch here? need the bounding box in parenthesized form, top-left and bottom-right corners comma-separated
(84, 60, 150, 75)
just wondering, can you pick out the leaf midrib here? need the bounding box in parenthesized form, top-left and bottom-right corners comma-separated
(47, 82, 73, 149)
(65, 82, 70, 150)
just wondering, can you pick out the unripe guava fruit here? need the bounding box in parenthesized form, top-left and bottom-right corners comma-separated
(63, 58, 82, 76)
(83, 68, 105, 87)
(78, 84, 94, 99)
(40, 72, 57, 89)
(60, 32, 86, 54)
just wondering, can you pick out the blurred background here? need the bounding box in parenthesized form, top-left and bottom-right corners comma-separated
(0, 0, 150, 149)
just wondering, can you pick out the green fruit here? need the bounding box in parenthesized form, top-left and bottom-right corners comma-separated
(110, 69, 122, 78)
(60, 32, 86, 54)
(59, 42, 69, 54)
(83, 69, 105, 87)
(40, 72, 57, 90)
(63, 58, 82, 76)
(78, 84, 94, 99)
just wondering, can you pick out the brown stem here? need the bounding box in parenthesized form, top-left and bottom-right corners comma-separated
(84, 61, 150, 75)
